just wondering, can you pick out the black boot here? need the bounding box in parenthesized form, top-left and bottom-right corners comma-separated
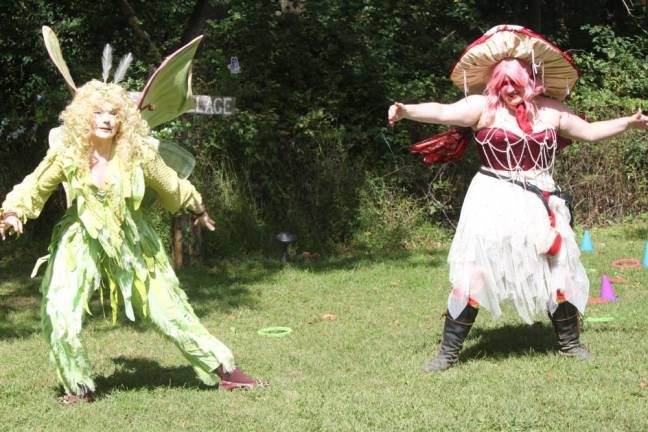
(549, 302, 591, 361)
(422, 305, 478, 373)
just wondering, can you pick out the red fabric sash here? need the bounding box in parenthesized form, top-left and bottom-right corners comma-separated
(517, 103, 573, 150)
(515, 103, 533, 134)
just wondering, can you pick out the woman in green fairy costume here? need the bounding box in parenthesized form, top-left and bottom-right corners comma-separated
(0, 29, 259, 403)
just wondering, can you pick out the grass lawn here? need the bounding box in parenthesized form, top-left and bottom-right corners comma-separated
(0, 221, 646, 431)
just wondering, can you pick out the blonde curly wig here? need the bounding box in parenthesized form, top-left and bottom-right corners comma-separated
(59, 80, 149, 175)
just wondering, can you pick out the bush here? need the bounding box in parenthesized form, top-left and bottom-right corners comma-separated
(556, 25, 648, 225)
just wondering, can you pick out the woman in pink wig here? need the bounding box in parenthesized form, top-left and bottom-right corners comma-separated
(388, 25, 648, 372)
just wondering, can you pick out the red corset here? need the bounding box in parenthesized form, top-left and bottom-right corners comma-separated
(474, 128, 558, 171)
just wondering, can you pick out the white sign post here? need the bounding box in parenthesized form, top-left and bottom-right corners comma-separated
(189, 95, 236, 115)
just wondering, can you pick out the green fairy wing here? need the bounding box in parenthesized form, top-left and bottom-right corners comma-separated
(136, 35, 203, 129)
(140, 136, 197, 209)
(148, 137, 196, 179)
(135, 36, 204, 206)
(42, 26, 77, 93)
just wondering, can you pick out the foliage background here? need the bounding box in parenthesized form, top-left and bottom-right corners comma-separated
(0, 0, 646, 257)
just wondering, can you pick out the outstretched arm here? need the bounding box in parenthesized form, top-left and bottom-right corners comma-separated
(388, 95, 485, 128)
(193, 210, 216, 231)
(558, 107, 648, 142)
(0, 213, 21, 240)
(1, 148, 65, 239)
(142, 150, 215, 231)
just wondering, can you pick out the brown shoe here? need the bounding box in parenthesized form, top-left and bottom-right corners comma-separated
(215, 366, 262, 391)
(57, 385, 94, 405)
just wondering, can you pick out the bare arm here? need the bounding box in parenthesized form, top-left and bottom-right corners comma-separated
(388, 95, 485, 128)
(558, 106, 648, 143)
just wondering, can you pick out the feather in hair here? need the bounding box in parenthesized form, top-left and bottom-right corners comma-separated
(101, 44, 113, 83)
(113, 53, 133, 84)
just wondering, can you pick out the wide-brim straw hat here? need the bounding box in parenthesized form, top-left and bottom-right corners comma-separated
(449, 24, 579, 101)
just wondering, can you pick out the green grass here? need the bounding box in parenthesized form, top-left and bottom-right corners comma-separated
(1, 221, 647, 431)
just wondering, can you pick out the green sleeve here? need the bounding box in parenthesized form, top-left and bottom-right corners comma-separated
(141, 150, 204, 214)
(1, 148, 65, 222)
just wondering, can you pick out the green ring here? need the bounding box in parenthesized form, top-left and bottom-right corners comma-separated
(257, 326, 293, 337)
(584, 316, 614, 323)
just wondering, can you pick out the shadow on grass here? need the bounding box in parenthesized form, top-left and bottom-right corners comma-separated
(0, 244, 43, 339)
(278, 246, 448, 274)
(0, 302, 41, 339)
(460, 322, 557, 361)
(168, 245, 448, 316)
(93, 356, 208, 397)
(1, 237, 448, 339)
(176, 266, 265, 317)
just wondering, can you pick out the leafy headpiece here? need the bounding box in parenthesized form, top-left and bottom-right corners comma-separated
(42, 25, 202, 129)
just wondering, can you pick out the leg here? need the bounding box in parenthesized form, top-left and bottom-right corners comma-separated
(549, 300, 591, 361)
(41, 227, 100, 399)
(422, 304, 479, 373)
(141, 269, 258, 389)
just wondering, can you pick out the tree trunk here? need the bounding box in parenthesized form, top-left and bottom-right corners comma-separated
(182, 0, 213, 43)
(118, 0, 162, 60)
(529, 0, 542, 32)
(171, 0, 228, 267)
(171, 214, 188, 268)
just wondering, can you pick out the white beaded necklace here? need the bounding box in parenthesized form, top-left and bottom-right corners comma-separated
(474, 126, 558, 176)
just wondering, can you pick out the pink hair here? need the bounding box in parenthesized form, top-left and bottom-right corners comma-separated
(484, 59, 543, 122)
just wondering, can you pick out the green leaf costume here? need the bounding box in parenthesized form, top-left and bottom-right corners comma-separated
(0, 27, 235, 395)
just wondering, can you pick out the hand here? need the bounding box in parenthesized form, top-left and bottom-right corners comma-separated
(0, 214, 23, 240)
(628, 109, 648, 129)
(388, 102, 407, 126)
(193, 211, 216, 231)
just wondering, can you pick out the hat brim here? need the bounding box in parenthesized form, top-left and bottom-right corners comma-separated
(449, 25, 579, 101)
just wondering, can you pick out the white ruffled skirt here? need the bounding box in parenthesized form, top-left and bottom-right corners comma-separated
(447, 168, 589, 324)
